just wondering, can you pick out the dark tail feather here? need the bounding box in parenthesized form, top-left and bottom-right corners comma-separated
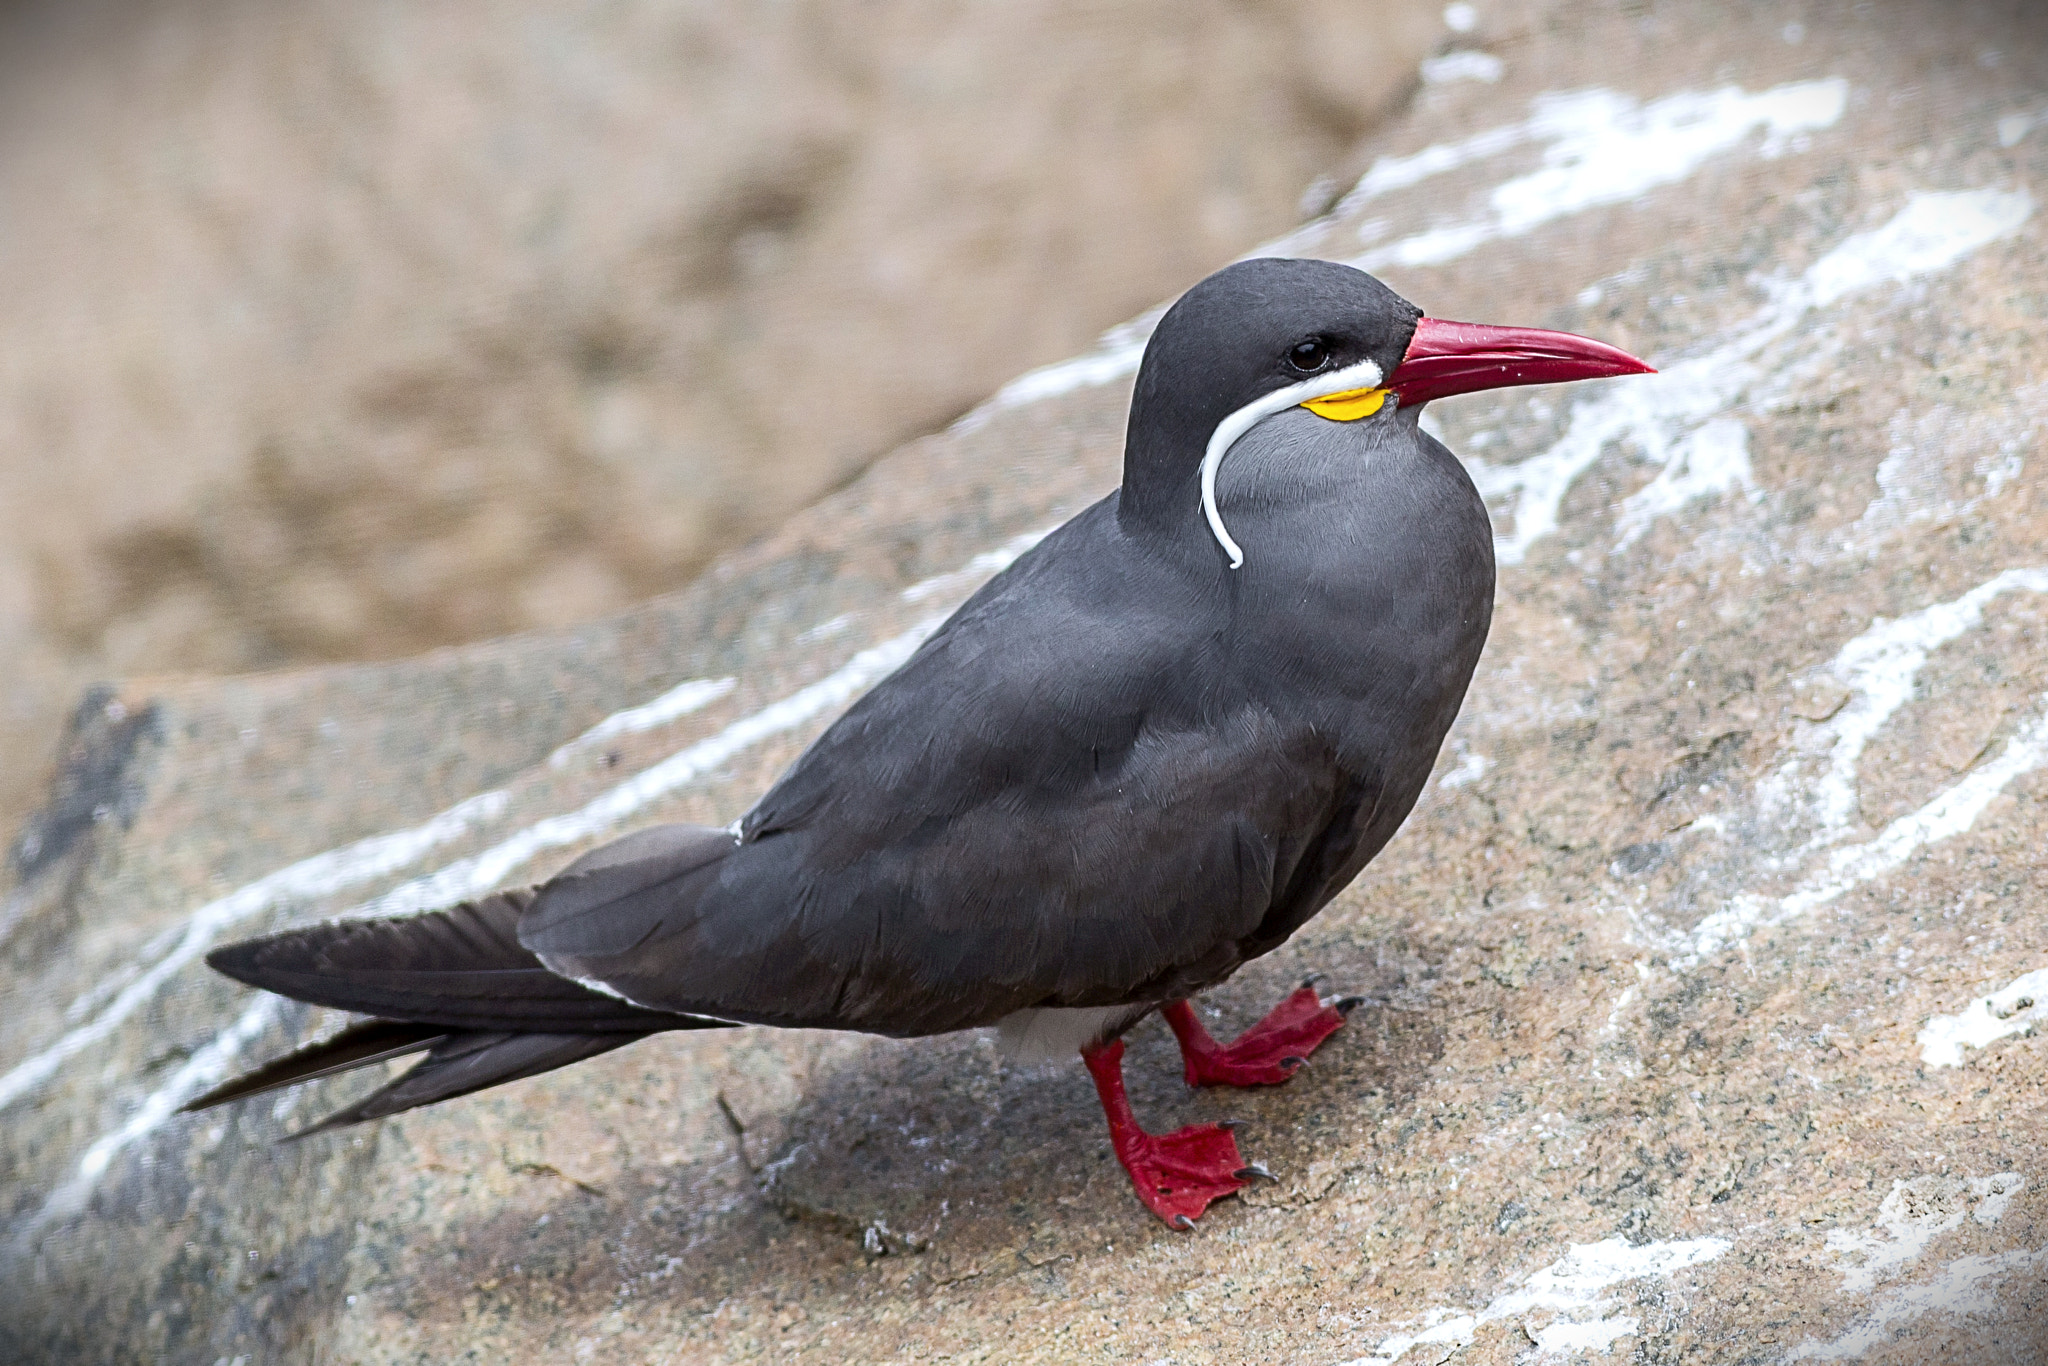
(282, 1030, 642, 1140)
(205, 888, 695, 1032)
(183, 1019, 449, 1113)
(198, 886, 731, 1131)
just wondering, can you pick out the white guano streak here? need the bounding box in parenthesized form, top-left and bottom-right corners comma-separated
(1784, 1247, 2048, 1362)
(1676, 565, 2048, 969)
(20, 995, 285, 1239)
(899, 529, 1051, 604)
(1762, 567, 2048, 840)
(1353, 79, 1847, 272)
(1419, 50, 1504, 86)
(1817, 1173, 2026, 1297)
(1470, 187, 2034, 566)
(1788, 1173, 2035, 1364)
(357, 525, 1047, 924)
(1680, 705, 2048, 969)
(0, 787, 510, 1115)
(547, 676, 737, 768)
(11, 629, 937, 1223)
(1331, 1236, 1730, 1365)
(960, 77, 1845, 424)
(1919, 968, 2048, 1068)
(3, 682, 747, 1115)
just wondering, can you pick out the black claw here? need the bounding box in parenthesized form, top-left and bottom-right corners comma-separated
(1300, 972, 1327, 990)
(1217, 1118, 1247, 1131)
(1333, 995, 1370, 1015)
(1171, 1214, 1196, 1231)
(1233, 1163, 1275, 1183)
(1281, 1055, 1306, 1068)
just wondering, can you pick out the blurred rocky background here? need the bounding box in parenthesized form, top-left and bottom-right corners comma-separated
(0, 0, 1444, 846)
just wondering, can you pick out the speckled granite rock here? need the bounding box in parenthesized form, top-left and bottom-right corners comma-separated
(8, 2, 2048, 1361)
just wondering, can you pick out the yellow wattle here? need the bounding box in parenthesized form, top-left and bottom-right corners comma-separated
(1301, 386, 1389, 421)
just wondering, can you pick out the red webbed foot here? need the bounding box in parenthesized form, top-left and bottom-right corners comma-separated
(1161, 979, 1360, 1088)
(1111, 1119, 1254, 1229)
(1082, 1038, 1267, 1228)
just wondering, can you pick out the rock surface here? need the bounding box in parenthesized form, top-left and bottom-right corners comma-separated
(8, 1, 2048, 1361)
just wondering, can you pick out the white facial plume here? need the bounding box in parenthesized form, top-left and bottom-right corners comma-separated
(1199, 357, 1386, 568)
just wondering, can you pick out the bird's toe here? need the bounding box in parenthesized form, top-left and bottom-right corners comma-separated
(1119, 1122, 1254, 1229)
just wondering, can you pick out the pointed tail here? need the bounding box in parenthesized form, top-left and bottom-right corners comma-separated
(189, 886, 726, 1133)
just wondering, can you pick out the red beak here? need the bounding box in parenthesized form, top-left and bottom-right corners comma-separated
(1387, 317, 1654, 407)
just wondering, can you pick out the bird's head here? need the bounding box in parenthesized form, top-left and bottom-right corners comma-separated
(1121, 257, 1652, 567)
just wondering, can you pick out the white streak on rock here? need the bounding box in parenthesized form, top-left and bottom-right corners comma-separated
(1919, 968, 2048, 1068)
(1467, 344, 1734, 568)
(1531, 1316, 1638, 1354)
(1998, 108, 2047, 147)
(1610, 417, 1754, 551)
(1333, 1236, 1730, 1364)
(547, 676, 737, 768)
(14, 617, 958, 1225)
(1805, 187, 2034, 308)
(1438, 752, 1493, 789)
(1762, 567, 2048, 840)
(954, 310, 1161, 425)
(1340, 119, 1536, 217)
(1857, 411, 1959, 537)
(1789, 1173, 2034, 1360)
(17, 995, 283, 1242)
(795, 613, 855, 644)
(1354, 80, 1847, 273)
(1785, 1248, 2048, 1362)
(1646, 554, 2048, 974)
(1975, 1175, 2026, 1227)
(1821, 1174, 2027, 1295)
(960, 80, 1853, 427)
(1681, 707, 2048, 967)
(0, 787, 510, 1116)
(0, 887, 30, 953)
(1981, 447, 2023, 499)
(1832, 399, 2036, 560)
(899, 529, 1049, 603)
(1421, 50, 1503, 85)
(1470, 188, 2032, 566)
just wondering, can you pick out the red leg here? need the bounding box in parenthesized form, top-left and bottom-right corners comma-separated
(1161, 982, 1355, 1088)
(1081, 1038, 1256, 1229)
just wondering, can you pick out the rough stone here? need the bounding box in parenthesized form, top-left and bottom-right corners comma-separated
(8, 1, 2048, 1361)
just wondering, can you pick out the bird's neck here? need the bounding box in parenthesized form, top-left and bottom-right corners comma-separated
(1114, 408, 1213, 546)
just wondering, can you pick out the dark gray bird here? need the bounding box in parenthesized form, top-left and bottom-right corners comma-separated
(192, 258, 1650, 1228)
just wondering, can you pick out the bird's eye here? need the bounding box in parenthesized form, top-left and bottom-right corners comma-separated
(1288, 339, 1330, 372)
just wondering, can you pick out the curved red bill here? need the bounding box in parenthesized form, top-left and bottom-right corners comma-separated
(1388, 317, 1654, 407)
